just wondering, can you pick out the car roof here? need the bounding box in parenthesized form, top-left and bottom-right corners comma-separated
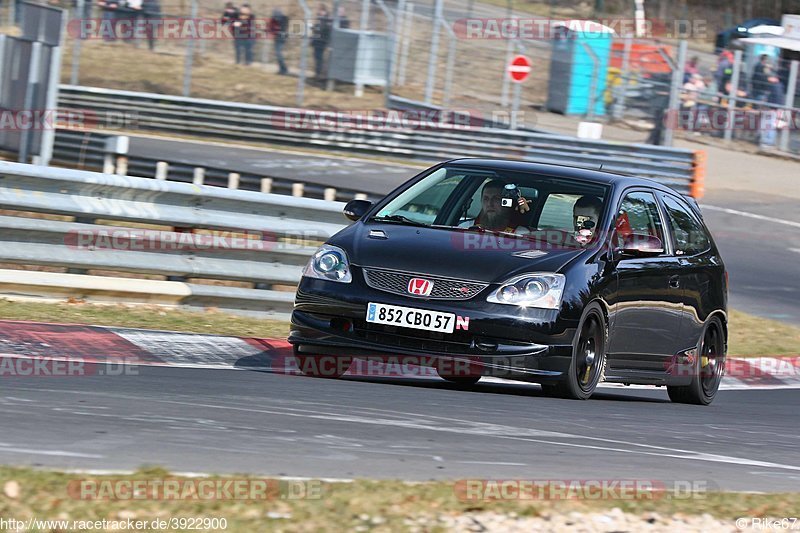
(444, 158, 677, 195)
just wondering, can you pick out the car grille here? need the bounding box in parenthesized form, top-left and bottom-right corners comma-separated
(361, 267, 488, 300)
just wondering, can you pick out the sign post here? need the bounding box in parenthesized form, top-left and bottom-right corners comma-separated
(508, 54, 530, 130)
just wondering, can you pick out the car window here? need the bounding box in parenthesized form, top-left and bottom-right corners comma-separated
(662, 195, 711, 255)
(537, 194, 582, 230)
(615, 191, 665, 247)
(376, 168, 469, 225)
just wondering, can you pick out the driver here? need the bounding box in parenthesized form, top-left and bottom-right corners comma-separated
(464, 179, 531, 233)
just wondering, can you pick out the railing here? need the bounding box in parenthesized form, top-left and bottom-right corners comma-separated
(0, 161, 348, 319)
(56, 85, 707, 198)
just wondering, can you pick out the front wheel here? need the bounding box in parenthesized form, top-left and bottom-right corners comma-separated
(550, 305, 607, 400)
(667, 317, 725, 405)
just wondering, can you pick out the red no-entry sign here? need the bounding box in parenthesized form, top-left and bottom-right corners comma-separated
(508, 55, 532, 83)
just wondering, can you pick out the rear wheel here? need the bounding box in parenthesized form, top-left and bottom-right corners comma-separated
(550, 306, 607, 400)
(667, 317, 725, 405)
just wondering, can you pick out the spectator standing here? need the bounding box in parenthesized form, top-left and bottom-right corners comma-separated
(233, 4, 256, 65)
(311, 4, 332, 79)
(683, 56, 699, 83)
(715, 50, 734, 91)
(131, 0, 160, 50)
(760, 75, 786, 149)
(97, 0, 121, 41)
(269, 8, 289, 75)
(221, 2, 239, 62)
(337, 6, 350, 29)
(751, 54, 772, 101)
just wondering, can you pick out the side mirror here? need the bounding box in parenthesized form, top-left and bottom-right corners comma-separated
(617, 234, 664, 258)
(343, 199, 373, 222)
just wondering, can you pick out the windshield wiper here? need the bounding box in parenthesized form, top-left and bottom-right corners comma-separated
(370, 215, 430, 227)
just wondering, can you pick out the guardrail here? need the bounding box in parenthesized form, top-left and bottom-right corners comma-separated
(0, 160, 348, 319)
(57, 85, 706, 198)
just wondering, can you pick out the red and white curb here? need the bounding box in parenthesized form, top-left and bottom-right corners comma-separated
(0, 320, 798, 390)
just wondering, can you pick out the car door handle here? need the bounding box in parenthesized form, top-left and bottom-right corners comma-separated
(668, 275, 680, 289)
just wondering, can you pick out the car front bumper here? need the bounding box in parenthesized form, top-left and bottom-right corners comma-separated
(288, 276, 578, 381)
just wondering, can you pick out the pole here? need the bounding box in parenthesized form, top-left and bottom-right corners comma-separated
(510, 80, 522, 130)
(723, 49, 742, 143)
(39, 22, 65, 166)
(297, 0, 311, 107)
(663, 40, 687, 147)
(424, 0, 443, 104)
(442, 20, 456, 109)
(397, 2, 413, 86)
(360, 0, 369, 29)
(374, 0, 394, 108)
(391, 0, 406, 84)
(779, 60, 798, 152)
(615, 36, 632, 120)
(499, 0, 513, 107)
(19, 41, 43, 164)
(70, 0, 83, 85)
(182, 0, 198, 96)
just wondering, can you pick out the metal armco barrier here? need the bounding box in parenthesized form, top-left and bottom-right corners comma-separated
(0, 161, 348, 318)
(57, 85, 706, 198)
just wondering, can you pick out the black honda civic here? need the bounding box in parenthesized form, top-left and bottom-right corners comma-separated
(289, 159, 728, 404)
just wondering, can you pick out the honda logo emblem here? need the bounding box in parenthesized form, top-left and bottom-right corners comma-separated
(407, 278, 433, 296)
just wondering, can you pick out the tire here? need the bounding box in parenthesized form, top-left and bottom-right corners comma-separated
(551, 305, 608, 400)
(294, 353, 352, 379)
(667, 317, 725, 405)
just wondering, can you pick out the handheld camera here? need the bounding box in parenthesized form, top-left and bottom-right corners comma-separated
(501, 183, 520, 208)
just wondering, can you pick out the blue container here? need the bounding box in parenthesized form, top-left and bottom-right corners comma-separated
(547, 23, 614, 116)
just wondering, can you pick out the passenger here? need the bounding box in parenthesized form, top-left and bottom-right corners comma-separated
(573, 195, 603, 245)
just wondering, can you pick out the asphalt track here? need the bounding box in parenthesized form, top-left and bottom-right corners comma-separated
(0, 360, 798, 492)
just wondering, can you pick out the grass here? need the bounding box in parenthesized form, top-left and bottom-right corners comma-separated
(0, 299, 289, 339)
(0, 298, 796, 357)
(0, 466, 798, 531)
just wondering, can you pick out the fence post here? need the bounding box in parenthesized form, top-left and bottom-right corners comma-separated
(115, 155, 128, 175)
(424, 0, 443, 104)
(723, 49, 743, 143)
(397, 2, 413, 86)
(292, 183, 305, 197)
(297, 0, 311, 107)
(663, 40, 687, 147)
(391, 0, 406, 84)
(441, 19, 456, 109)
(261, 177, 273, 193)
(193, 167, 205, 185)
(155, 161, 169, 180)
(779, 60, 798, 153)
(182, 0, 198, 96)
(18, 42, 42, 164)
(38, 17, 64, 167)
(324, 187, 337, 201)
(70, 0, 84, 85)
(374, 0, 395, 108)
(615, 36, 632, 120)
(227, 172, 240, 189)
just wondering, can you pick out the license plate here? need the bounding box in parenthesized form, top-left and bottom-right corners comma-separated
(366, 302, 456, 333)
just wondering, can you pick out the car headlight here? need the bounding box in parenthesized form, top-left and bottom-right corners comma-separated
(486, 273, 565, 309)
(302, 244, 352, 283)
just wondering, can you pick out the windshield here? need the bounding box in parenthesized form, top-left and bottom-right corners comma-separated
(373, 165, 610, 247)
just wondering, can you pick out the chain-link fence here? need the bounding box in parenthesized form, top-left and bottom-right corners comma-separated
(6, 0, 800, 153)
